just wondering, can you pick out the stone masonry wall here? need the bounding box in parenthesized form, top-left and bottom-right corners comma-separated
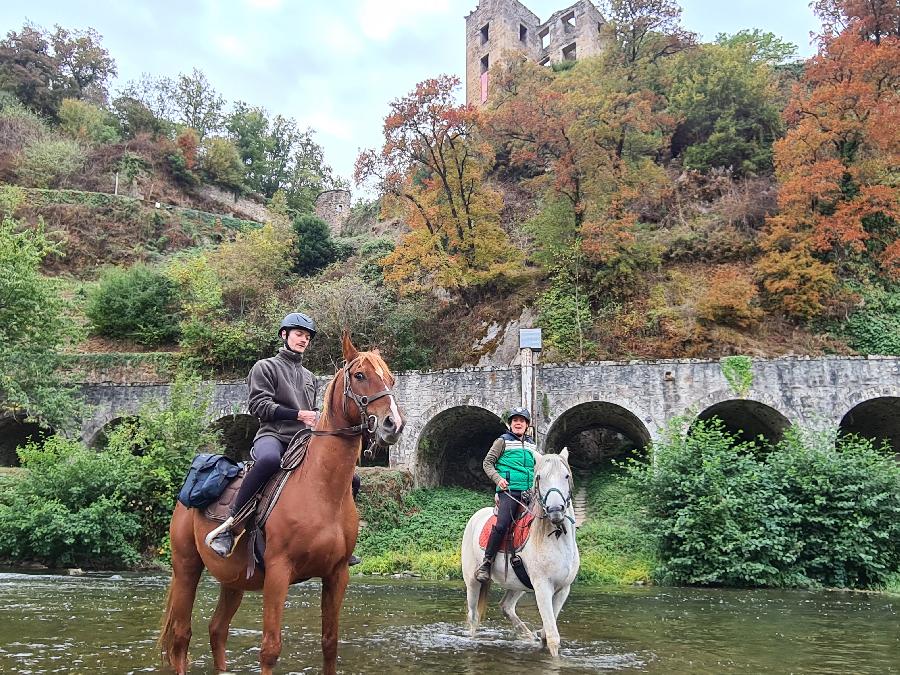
(77, 357, 900, 485)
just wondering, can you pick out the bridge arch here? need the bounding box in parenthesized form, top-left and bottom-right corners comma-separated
(838, 396, 900, 455)
(414, 400, 506, 488)
(543, 401, 651, 470)
(0, 414, 53, 467)
(694, 397, 792, 445)
(87, 415, 141, 449)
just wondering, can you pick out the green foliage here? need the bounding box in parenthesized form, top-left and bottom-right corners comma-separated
(166, 150, 199, 187)
(200, 136, 245, 192)
(720, 355, 753, 397)
(292, 213, 337, 275)
(0, 377, 220, 567)
(575, 464, 656, 583)
(523, 198, 578, 267)
(0, 217, 82, 428)
(538, 252, 593, 360)
(841, 284, 900, 355)
(86, 264, 181, 345)
(57, 98, 119, 144)
(630, 419, 900, 588)
(0, 436, 142, 567)
(0, 184, 25, 217)
(357, 482, 490, 564)
(357, 236, 395, 284)
(669, 41, 783, 175)
(16, 136, 85, 188)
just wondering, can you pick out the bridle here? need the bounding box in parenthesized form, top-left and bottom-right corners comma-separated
(311, 356, 396, 456)
(533, 470, 575, 536)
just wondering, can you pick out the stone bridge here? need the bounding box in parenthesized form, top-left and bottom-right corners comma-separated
(2, 357, 897, 486)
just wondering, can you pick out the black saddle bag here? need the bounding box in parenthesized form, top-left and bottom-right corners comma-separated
(177, 453, 242, 508)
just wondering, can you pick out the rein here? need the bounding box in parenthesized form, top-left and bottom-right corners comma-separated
(310, 356, 395, 456)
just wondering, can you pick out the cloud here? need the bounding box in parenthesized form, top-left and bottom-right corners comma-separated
(356, 0, 452, 42)
(243, 0, 284, 9)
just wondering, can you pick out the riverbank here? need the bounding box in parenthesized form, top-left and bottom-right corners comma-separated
(352, 467, 655, 584)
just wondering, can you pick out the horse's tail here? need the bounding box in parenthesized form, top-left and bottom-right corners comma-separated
(158, 580, 177, 666)
(476, 578, 491, 624)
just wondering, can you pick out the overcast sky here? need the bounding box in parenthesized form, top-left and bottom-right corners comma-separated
(1, 1, 821, 191)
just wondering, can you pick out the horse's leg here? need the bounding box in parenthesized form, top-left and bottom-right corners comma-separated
(499, 589, 534, 641)
(464, 574, 483, 636)
(536, 585, 572, 644)
(209, 585, 244, 672)
(259, 563, 292, 675)
(533, 581, 562, 657)
(321, 564, 350, 675)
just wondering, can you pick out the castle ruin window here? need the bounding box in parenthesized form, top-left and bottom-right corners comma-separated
(562, 41, 576, 61)
(562, 10, 575, 33)
(480, 23, 489, 46)
(480, 54, 490, 74)
(519, 24, 528, 43)
(539, 56, 550, 66)
(539, 27, 550, 50)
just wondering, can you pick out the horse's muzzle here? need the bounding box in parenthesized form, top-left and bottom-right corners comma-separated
(546, 505, 567, 525)
(376, 413, 403, 446)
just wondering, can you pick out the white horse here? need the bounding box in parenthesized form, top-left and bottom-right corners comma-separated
(461, 449, 580, 657)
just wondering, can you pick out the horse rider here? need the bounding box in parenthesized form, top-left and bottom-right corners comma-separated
(475, 406, 538, 582)
(208, 312, 362, 565)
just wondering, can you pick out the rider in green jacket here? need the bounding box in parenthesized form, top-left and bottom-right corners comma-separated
(476, 406, 538, 582)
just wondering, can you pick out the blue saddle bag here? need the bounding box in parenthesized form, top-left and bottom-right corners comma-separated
(177, 453, 242, 508)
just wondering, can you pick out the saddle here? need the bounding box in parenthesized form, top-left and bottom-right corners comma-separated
(203, 431, 312, 575)
(478, 504, 535, 553)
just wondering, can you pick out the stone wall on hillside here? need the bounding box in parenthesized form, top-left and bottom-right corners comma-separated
(196, 185, 272, 223)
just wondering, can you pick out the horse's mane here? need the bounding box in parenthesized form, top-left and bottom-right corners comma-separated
(317, 351, 395, 428)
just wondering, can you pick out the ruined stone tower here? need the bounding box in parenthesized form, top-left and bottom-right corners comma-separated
(465, 0, 608, 106)
(314, 189, 351, 236)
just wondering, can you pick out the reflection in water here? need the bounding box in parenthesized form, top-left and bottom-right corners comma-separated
(0, 571, 898, 673)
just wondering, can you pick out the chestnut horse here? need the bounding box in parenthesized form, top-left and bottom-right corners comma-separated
(159, 333, 404, 675)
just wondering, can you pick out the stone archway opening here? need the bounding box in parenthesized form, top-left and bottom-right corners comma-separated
(209, 414, 259, 462)
(694, 400, 791, 446)
(90, 416, 140, 449)
(543, 402, 651, 472)
(416, 406, 506, 488)
(0, 415, 53, 467)
(839, 396, 900, 456)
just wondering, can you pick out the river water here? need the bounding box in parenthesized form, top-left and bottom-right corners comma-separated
(0, 570, 897, 673)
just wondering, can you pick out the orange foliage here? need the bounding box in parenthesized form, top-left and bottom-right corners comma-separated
(176, 128, 199, 170)
(757, 3, 900, 317)
(697, 266, 764, 328)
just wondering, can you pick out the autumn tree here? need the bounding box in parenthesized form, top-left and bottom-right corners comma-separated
(756, 0, 900, 317)
(355, 75, 521, 295)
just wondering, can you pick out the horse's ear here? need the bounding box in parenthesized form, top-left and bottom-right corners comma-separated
(342, 330, 359, 362)
(559, 447, 570, 464)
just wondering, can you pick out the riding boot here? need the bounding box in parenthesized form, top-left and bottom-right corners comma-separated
(475, 526, 505, 582)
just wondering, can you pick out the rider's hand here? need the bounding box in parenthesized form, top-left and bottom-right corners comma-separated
(297, 410, 318, 426)
(497, 478, 509, 490)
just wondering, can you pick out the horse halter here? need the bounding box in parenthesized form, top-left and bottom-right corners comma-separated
(533, 472, 575, 534)
(313, 356, 396, 456)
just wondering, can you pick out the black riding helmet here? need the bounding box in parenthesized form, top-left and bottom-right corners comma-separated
(507, 406, 531, 424)
(279, 313, 316, 354)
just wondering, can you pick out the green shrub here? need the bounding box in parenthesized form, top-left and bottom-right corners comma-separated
(630, 419, 900, 588)
(538, 255, 594, 361)
(842, 284, 900, 355)
(357, 237, 395, 284)
(16, 137, 85, 188)
(292, 213, 337, 275)
(58, 98, 119, 144)
(86, 264, 181, 345)
(0, 436, 143, 567)
(201, 136, 244, 191)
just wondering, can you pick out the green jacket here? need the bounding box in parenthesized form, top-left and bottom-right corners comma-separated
(483, 432, 538, 492)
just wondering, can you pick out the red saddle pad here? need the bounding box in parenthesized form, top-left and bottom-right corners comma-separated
(478, 511, 535, 552)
